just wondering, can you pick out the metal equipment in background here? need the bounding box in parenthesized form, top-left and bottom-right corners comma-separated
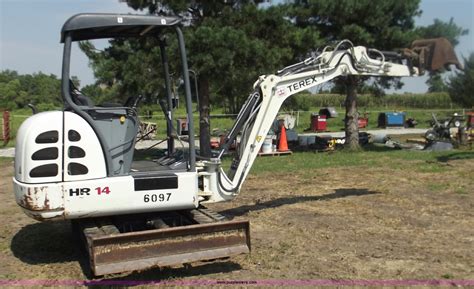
(424, 112, 466, 150)
(310, 113, 327, 132)
(318, 107, 338, 119)
(176, 118, 189, 135)
(358, 112, 369, 128)
(378, 112, 406, 128)
(467, 111, 474, 148)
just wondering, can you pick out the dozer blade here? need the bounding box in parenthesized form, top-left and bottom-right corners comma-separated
(79, 208, 250, 276)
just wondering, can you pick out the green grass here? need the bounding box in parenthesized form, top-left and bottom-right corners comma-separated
(0, 157, 14, 164)
(246, 146, 473, 176)
(441, 273, 455, 279)
(427, 182, 449, 192)
(455, 188, 469, 195)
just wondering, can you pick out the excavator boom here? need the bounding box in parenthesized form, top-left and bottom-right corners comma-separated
(199, 39, 460, 203)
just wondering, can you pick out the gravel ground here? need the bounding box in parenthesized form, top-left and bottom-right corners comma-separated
(0, 148, 15, 158)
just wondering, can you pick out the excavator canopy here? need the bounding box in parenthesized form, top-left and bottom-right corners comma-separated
(60, 13, 181, 42)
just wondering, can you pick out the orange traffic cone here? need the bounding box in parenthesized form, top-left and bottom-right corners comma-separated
(278, 125, 289, 152)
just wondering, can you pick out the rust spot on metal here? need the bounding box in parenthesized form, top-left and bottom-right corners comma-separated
(19, 186, 62, 211)
(43, 193, 50, 210)
(78, 208, 251, 276)
(61, 184, 65, 201)
(21, 194, 39, 210)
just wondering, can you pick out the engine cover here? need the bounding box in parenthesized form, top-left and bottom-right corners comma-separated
(13, 111, 198, 221)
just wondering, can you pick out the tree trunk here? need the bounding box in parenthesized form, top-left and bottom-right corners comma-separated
(198, 76, 212, 157)
(344, 76, 360, 150)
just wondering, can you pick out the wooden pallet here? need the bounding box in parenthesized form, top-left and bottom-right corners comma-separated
(258, 150, 293, 157)
(406, 138, 427, 144)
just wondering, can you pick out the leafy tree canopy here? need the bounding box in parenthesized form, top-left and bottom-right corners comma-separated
(448, 53, 474, 108)
(290, 0, 422, 91)
(79, 1, 321, 113)
(416, 17, 469, 47)
(0, 70, 62, 110)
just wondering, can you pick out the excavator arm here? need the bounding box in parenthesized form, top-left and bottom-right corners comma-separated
(197, 39, 458, 203)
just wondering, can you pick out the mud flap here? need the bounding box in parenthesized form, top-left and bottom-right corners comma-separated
(79, 208, 250, 276)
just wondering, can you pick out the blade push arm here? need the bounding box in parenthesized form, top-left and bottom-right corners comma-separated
(198, 40, 419, 203)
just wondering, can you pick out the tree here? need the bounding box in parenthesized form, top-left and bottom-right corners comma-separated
(81, 1, 320, 156)
(416, 18, 468, 47)
(416, 18, 469, 92)
(290, 0, 421, 149)
(448, 53, 474, 108)
(426, 74, 448, 93)
(0, 78, 22, 110)
(0, 70, 62, 110)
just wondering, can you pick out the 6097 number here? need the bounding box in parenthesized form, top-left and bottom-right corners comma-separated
(144, 193, 171, 203)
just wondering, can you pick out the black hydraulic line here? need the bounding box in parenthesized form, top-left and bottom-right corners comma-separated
(143, 138, 167, 152)
(217, 110, 259, 191)
(217, 90, 261, 159)
(159, 99, 175, 137)
(376, 51, 403, 62)
(27, 103, 38, 114)
(218, 167, 247, 193)
(159, 37, 175, 155)
(276, 60, 312, 76)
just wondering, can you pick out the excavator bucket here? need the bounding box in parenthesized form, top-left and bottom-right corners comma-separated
(76, 207, 250, 276)
(402, 37, 463, 73)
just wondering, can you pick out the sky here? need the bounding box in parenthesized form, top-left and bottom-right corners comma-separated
(1, 0, 473, 94)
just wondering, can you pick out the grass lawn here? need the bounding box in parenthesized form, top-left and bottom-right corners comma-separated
(249, 145, 474, 175)
(0, 156, 13, 162)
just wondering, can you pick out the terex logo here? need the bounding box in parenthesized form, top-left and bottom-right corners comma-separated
(286, 76, 319, 92)
(69, 188, 91, 197)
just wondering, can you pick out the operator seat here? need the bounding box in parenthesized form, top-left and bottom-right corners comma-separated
(68, 80, 137, 108)
(70, 80, 94, 107)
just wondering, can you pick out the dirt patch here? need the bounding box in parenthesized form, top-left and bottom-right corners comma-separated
(0, 156, 473, 282)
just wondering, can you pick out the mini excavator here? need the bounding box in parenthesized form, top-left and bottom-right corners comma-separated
(12, 13, 460, 275)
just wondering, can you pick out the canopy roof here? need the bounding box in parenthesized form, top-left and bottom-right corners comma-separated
(61, 13, 181, 42)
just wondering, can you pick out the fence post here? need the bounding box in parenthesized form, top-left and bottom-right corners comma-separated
(2, 110, 10, 146)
